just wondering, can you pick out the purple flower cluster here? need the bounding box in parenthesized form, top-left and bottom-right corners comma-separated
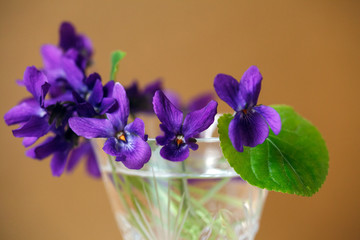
(4, 22, 102, 177)
(4, 22, 281, 178)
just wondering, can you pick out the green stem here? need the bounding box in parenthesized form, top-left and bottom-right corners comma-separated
(180, 161, 191, 212)
(108, 156, 130, 209)
(108, 156, 150, 239)
(198, 177, 231, 204)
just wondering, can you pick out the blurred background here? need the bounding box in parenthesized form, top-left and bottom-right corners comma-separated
(1, 0, 359, 239)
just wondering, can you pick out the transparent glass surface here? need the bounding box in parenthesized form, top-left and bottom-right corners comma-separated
(93, 136, 267, 240)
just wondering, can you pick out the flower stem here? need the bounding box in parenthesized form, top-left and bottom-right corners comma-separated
(198, 177, 231, 204)
(180, 161, 192, 213)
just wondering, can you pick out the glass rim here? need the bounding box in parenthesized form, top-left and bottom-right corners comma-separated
(147, 137, 220, 143)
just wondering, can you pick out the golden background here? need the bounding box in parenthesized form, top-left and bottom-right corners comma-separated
(1, 0, 359, 239)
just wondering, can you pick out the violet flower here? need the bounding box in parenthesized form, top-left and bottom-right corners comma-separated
(72, 73, 117, 117)
(69, 82, 151, 169)
(214, 66, 281, 152)
(4, 66, 51, 146)
(26, 133, 73, 177)
(153, 90, 218, 161)
(67, 140, 101, 178)
(26, 125, 101, 177)
(40, 22, 93, 98)
(59, 21, 93, 70)
(125, 79, 162, 114)
(164, 91, 215, 114)
(187, 93, 215, 113)
(4, 23, 102, 178)
(41, 44, 84, 98)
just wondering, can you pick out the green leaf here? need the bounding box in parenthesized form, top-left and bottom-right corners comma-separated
(218, 105, 329, 196)
(110, 50, 126, 80)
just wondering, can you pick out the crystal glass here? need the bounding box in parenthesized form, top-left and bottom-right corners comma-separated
(92, 117, 267, 240)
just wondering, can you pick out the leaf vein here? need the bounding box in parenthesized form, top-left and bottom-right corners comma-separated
(267, 138, 308, 193)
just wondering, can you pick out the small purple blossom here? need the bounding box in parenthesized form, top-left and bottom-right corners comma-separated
(40, 22, 93, 98)
(67, 140, 101, 178)
(153, 90, 218, 162)
(59, 22, 93, 70)
(164, 91, 215, 114)
(214, 66, 281, 152)
(125, 79, 162, 114)
(72, 73, 117, 117)
(187, 93, 215, 113)
(69, 83, 151, 169)
(41, 44, 84, 97)
(26, 134, 73, 177)
(4, 66, 51, 144)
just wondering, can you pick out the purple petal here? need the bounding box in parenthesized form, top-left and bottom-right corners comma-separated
(41, 44, 62, 71)
(86, 150, 100, 178)
(153, 90, 183, 134)
(47, 81, 68, 98)
(27, 136, 69, 160)
(187, 142, 199, 151)
(23, 66, 49, 104)
(228, 117, 244, 152)
(23, 137, 39, 147)
(106, 83, 129, 131)
(239, 66, 263, 108)
(160, 141, 189, 162)
(44, 92, 74, 107)
(88, 79, 103, 105)
(114, 135, 151, 169)
(229, 111, 269, 152)
(4, 100, 45, 125)
(124, 118, 146, 140)
(182, 100, 218, 139)
(66, 141, 99, 178)
(81, 141, 100, 178)
(85, 72, 101, 89)
(156, 124, 176, 146)
(163, 90, 182, 110)
(125, 80, 161, 114)
(76, 102, 97, 117)
(61, 55, 85, 92)
(58, 22, 93, 65)
(40, 82, 51, 107)
(16, 79, 25, 86)
(64, 48, 79, 60)
(59, 22, 77, 51)
(25, 147, 37, 159)
(26, 137, 54, 159)
(102, 137, 120, 156)
(72, 91, 85, 103)
(51, 150, 69, 177)
(99, 97, 117, 115)
(144, 79, 162, 94)
(77, 34, 93, 57)
(69, 117, 114, 139)
(187, 93, 214, 112)
(214, 74, 244, 111)
(67, 141, 88, 172)
(103, 80, 115, 98)
(12, 116, 50, 138)
(254, 105, 281, 135)
(125, 81, 139, 97)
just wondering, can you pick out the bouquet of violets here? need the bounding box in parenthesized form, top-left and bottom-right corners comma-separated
(4, 22, 329, 240)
